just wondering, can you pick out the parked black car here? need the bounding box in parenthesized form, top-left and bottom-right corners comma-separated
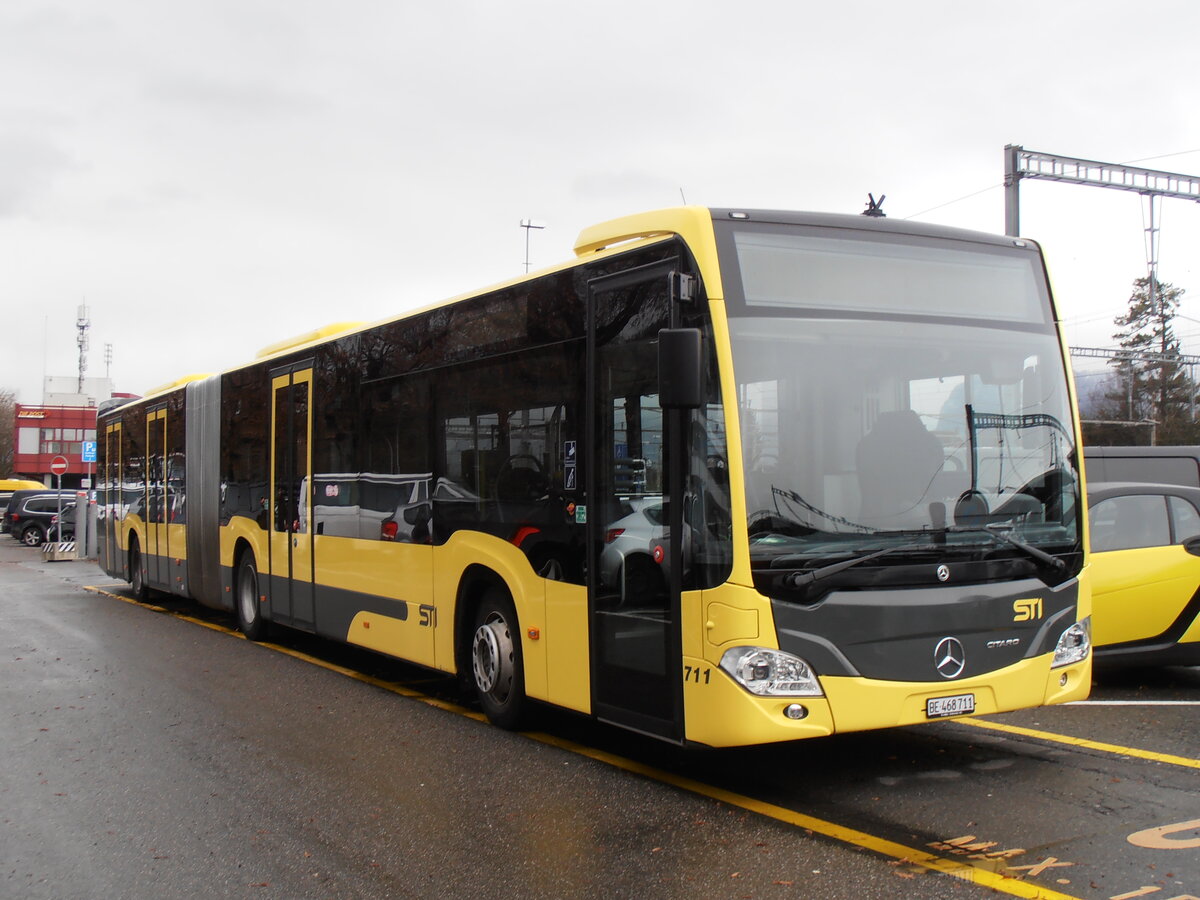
(0, 480, 48, 524)
(1084, 445, 1200, 488)
(3, 490, 77, 546)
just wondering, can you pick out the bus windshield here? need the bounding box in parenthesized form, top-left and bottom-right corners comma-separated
(724, 227, 1081, 584)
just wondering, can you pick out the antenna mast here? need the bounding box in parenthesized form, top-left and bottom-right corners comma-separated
(77, 304, 91, 393)
(861, 194, 887, 217)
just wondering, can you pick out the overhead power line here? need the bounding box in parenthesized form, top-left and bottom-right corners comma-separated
(904, 183, 1002, 220)
(1122, 148, 1200, 166)
(1070, 346, 1200, 366)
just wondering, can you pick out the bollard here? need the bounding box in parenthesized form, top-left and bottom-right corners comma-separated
(85, 499, 99, 559)
(74, 491, 89, 560)
(43, 541, 77, 562)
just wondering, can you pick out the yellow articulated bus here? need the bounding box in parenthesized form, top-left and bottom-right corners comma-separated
(96, 207, 1092, 747)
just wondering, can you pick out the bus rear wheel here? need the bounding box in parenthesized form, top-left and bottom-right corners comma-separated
(236, 552, 268, 641)
(129, 540, 150, 601)
(470, 588, 526, 730)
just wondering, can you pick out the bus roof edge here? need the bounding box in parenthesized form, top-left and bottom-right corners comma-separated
(255, 322, 366, 360)
(573, 206, 712, 256)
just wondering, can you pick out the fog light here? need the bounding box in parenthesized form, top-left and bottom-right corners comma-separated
(1060, 673, 1068, 687)
(784, 704, 808, 720)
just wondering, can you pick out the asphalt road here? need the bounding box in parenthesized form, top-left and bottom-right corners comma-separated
(1, 541, 1197, 899)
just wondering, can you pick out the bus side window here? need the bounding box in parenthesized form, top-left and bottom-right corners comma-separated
(353, 375, 432, 543)
(435, 345, 585, 584)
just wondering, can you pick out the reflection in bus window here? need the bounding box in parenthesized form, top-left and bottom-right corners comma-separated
(433, 346, 585, 583)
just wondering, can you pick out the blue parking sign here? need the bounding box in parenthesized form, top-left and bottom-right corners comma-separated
(81, 441, 97, 463)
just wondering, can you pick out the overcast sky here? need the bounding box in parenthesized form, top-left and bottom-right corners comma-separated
(2, 0, 1198, 407)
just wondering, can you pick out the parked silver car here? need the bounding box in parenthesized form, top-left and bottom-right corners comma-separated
(600, 497, 667, 602)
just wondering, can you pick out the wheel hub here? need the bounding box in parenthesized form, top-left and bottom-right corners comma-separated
(472, 613, 513, 697)
(239, 570, 257, 623)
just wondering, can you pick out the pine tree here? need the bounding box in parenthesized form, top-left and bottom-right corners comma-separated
(1105, 276, 1196, 443)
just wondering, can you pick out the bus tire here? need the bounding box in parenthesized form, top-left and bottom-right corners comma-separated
(235, 552, 268, 641)
(129, 539, 150, 601)
(470, 587, 526, 730)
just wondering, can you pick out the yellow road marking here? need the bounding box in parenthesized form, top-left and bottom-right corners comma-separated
(85, 585, 233, 634)
(262, 641, 488, 721)
(83, 584, 485, 719)
(962, 718, 1200, 770)
(1126, 818, 1200, 850)
(523, 730, 1081, 899)
(86, 582, 1089, 898)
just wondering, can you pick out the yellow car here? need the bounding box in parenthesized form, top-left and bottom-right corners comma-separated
(1088, 481, 1200, 666)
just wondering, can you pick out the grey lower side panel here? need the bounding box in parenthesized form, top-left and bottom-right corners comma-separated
(220, 564, 412, 640)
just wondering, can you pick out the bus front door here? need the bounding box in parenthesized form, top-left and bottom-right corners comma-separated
(145, 408, 167, 588)
(270, 366, 316, 630)
(588, 264, 684, 742)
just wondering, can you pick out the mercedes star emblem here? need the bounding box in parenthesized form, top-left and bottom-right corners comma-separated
(934, 637, 966, 679)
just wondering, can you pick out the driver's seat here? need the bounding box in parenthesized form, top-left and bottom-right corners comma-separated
(856, 410, 945, 522)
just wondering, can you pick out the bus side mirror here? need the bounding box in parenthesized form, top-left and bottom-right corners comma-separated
(658, 328, 703, 410)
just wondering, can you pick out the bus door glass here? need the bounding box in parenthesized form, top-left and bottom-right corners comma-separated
(270, 367, 315, 629)
(588, 263, 682, 741)
(146, 408, 167, 587)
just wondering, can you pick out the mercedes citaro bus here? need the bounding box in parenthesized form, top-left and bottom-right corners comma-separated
(96, 207, 1091, 747)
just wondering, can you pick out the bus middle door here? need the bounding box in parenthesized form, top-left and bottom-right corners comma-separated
(270, 365, 316, 630)
(145, 408, 167, 589)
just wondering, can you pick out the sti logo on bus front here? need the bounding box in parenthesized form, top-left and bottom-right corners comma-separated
(1013, 598, 1044, 622)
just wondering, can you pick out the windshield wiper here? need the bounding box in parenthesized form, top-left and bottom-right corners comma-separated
(784, 542, 931, 588)
(960, 524, 1067, 571)
(783, 525, 1067, 588)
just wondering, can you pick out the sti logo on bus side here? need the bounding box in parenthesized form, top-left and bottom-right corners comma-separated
(1013, 598, 1044, 622)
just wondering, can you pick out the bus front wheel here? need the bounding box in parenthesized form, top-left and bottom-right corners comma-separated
(236, 553, 268, 641)
(470, 588, 526, 730)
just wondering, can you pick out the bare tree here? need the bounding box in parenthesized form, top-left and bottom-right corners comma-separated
(0, 389, 14, 475)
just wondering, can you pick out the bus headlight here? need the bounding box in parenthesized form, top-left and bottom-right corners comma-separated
(1052, 617, 1091, 668)
(718, 647, 824, 697)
